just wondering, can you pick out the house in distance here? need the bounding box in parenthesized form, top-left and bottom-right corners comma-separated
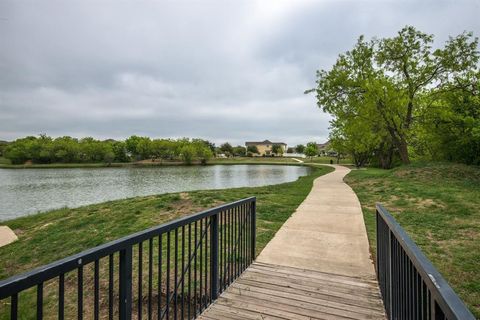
(245, 140, 287, 156)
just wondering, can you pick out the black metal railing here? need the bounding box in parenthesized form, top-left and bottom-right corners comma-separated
(376, 204, 475, 320)
(0, 197, 256, 320)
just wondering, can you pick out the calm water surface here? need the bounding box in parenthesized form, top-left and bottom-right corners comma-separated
(0, 165, 311, 221)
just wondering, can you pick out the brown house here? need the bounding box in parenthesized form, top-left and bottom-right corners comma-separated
(245, 140, 287, 156)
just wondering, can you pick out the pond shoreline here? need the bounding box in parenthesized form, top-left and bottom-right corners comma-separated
(0, 164, 313, 221)
(0, 157, 303, 169)
(0, 165, 333, 281)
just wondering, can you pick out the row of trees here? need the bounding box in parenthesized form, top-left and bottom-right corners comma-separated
(308, 26, 480, 168)
(3, 135, 215, 165)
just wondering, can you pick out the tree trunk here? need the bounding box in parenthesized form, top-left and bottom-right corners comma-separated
(398, 139, 410, 164)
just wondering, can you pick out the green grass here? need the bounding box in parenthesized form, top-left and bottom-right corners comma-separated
(345, 162, 480, 317)
(303, 156, 352, 165)
(0, 164, 332, 279)
(0, 157, 11, 165)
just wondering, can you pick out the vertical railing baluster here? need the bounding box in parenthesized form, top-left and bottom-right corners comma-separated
(219, 211, 223, 290)
(210, 212, 219, 301)
(387, 228, 392, 318)
(251, 200, 256, 261)
(174, 229, 178, 320)
(119, 246, 133, 320)
(37, 283, 43, 320)
(230, 208, 233, 284)
(59, 274, 65, 320)
(78, 266, 83, 320)
(233, 207, 239, 279)
(243, 204, 246, 271)
(194, 221, 198, 317)
(138, 242, 143, 320)
(94, 260, 100, 320)
(223, 211, 227, 289)
(158, 235, 162, 320)
(181, 225, 185, 320)
(166, 232, 171, 320)
(204, 220, 208, 306)
(148, 238, 153, 320)
(109, 254, 114, 320)
(11, 293, 18, 320)
(199, 219, 203, 312)
(188, 223, 192, 320)
(239, 205, 242, 277)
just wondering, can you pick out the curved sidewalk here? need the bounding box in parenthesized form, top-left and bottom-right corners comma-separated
(256, 165, 376, 279)
(200, 165, 385, 320)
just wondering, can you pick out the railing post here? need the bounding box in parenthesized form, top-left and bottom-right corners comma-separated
(250, 200, 256, 261)
(119, 246, 132, 320)
(388, 229, 393, 319)
(210, 213, 219, 300)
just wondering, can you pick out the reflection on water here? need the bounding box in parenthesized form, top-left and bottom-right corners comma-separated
(0, 165, 311, 221)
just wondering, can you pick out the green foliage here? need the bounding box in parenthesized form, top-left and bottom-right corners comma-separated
(309, 26, 480, 167)
(304, 142, 318, 158)
(0, 141, 8, 157)
(179, 144, 195, 164)
(294, 144, 305, 154)
(220, 142, 233, 156)
(271, 144, 284, 155)
(232, 145, 246, 157)
(4, 135, 215, 165)
(246, 145, 259, 154)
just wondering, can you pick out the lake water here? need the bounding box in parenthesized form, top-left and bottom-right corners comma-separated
(0, 165, 311, 221)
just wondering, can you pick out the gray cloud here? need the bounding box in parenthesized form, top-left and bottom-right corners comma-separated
(1, 0, 479, 146)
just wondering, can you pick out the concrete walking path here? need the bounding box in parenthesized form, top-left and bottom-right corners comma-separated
(200, 165, 385, 319)
(256, 164, 376, 279)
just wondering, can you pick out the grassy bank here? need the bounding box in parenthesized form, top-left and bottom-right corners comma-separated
(0, 157, 10, 165)
(0, 156, 301, 169)
(0, 165, 332, 280)
(304, 156, 352, 165)
(345, 162, 480, 317)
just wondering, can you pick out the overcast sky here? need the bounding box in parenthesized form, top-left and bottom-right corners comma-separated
(1, 0, 479, 146)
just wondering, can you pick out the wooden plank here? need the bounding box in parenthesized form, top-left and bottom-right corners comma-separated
(215, 296, 326, 320)
(220, 292, 356, 320)
(247, 266, 381, 295)
(208, 303, 288, 320)
(198, 262, 386, 320)
(239, 272, 383, 304)
(222, 288, 382, 320)
(236, 278, 385, 312)
(229, 282, 386, 317)
(251, 262, 379, 287)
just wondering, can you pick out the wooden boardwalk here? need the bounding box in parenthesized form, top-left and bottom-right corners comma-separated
(199, 262, 386, 320)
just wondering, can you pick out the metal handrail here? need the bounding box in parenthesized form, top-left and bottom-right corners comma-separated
(0, 196, 256, 319)
(376, 204, 474, 320)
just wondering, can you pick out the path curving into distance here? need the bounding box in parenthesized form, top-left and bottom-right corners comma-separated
(257, 164, 376, 278)
(200, 165, 386, 319)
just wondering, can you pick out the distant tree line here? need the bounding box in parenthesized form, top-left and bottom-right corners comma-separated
(308, 26, 480, 168)
(3, 135, 215, 165)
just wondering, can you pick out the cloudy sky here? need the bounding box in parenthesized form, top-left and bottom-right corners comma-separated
(1, 0, 479, 146)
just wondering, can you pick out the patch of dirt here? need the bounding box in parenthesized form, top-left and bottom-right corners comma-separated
(417, 198, 445, 209)
(179, 192, 190, 200)
(13, 228, 24, 235)
(39, 222, 53, 229)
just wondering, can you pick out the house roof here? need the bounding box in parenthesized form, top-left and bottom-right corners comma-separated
(316, 141, 330, 149)
(245, 140, 287, 146)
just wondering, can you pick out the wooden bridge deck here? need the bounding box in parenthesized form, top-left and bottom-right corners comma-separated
(199, 262, 386, 320)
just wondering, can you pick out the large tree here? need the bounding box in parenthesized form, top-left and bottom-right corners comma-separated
(309, 26, 479, 165)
